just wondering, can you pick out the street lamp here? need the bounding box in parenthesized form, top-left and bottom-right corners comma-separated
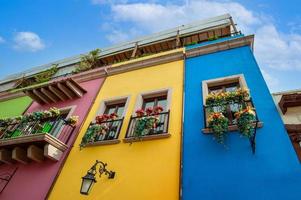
(80, 160, 115, 195)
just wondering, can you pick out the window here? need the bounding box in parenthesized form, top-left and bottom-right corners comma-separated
(208, 81, 240, 94)
(104, 102, 126, 117)
(202, 74, 249, 126)
(124, 89, 172, 142)
(81, 96, 129, 147)
(142, 95, 168, 111)
(208, 81, 240, 125)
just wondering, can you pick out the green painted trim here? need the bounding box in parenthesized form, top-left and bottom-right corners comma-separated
(0, 96, 32, 118)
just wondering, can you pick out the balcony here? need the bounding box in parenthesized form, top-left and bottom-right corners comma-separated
(0, 116, 75, 164)
(278, 93, 301, 114)
(81, 118, 124, 147)
(124, 111, 170, 143)
(202, 99, 263, 153)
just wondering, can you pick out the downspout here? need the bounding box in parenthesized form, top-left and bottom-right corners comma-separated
(45, 69, 108, 199)
(179, 50, 186, 200)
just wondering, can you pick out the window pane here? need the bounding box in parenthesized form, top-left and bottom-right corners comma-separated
(143, 101, 155, 109)
(116, 106, 124, 117)
(105, 107, 116, 115)
(158, 99, 167, 111)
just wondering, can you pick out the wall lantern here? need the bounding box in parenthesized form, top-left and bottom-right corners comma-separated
(80, 160, 115, 195)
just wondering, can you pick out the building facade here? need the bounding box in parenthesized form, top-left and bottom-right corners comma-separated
(273, 90, 301, 162)
(183, 36, 301, 200)
(0, 14, 300, 200)
(0, 75, 105, 199)
(49, 49, 184, 200)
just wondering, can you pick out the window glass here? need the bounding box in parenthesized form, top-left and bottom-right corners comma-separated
(104, 103, 125, 118)
(142, 95, 167, 111)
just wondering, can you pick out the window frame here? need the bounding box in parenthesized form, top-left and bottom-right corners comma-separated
(202, 74, 248, 106)
(95, 95, 130, 120)
(133, 88, 172, 114)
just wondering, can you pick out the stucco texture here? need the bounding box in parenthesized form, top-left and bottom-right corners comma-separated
(183, 45, 301, 200)
(49, 60, 183, 200)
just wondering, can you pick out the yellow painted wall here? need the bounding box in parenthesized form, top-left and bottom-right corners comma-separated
(49, 58, 183, 200)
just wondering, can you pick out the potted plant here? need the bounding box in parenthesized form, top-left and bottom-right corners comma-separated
(207, 112, 229, 144)
(49, 107, 60, 117)
(80, 113, 118, 148)
(133, 107, 162, 137)
(235, 106, 256, 138)
(64, 116, 79, 127)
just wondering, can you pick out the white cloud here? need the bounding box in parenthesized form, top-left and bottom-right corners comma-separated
(255, 25, 301, 71)
(13, 31, 45, 52)
(106, 28, 141, 44)
(260, 69, 279, 90)
(111, 1, 260, 33)
(0, 36, 5, 43)
(95, 0, 301, 91)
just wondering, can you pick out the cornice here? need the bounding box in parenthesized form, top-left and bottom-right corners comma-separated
(0, 49, 184, 102)
(185, 35, 254, 58)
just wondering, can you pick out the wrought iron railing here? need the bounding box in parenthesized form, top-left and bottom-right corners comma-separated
(83, 118, 124, 144)
(203, 99, 260, 154)
(0, 116, 75, 144)
(125, 111, 170, 138)
(203, 99, 259, 127)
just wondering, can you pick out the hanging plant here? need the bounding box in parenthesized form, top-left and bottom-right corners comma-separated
(205, 88, 250, 107)
(80, 113, 119, 148)
(64, 116, 79, 127)
(235, 106, 256, 138)
(207, 112, 229, 144)
(49, 107, 60, 117)
(133, 107, 161, 137)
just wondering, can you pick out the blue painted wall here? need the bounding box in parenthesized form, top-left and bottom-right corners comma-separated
(183, 45, 301, 200)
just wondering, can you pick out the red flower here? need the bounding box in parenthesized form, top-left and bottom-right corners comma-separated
(110, 113, 118, 119)
(95, 114, 110, 124)
(135, 109, 145, 117)
(145, 107, 153, 115)
(153, 106, 164, 114)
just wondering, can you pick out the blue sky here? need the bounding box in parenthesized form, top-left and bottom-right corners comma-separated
(0, 0, 301, 92)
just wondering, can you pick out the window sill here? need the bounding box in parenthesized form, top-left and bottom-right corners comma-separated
(202, 121, 264, 134)
(85, 139, 121, 147)
(123, 133, 171, 143)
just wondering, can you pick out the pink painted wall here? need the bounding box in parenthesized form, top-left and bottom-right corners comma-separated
(0, 78, 105, 200)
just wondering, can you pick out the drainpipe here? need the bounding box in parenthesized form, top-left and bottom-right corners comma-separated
(179, 50, 186, 200)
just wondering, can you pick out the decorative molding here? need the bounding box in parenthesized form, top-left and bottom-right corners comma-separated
(185, 35, 254, 58)
(123, 133, 171, 143)
(85, 139, 121, 147)
(0, 133, 68, 151)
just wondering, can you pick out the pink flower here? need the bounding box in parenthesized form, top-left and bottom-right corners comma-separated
(153, 106, 164, 114)
(145, 107, 153, 115)
(110, 113, 118, 119)
(135, 109, 145, 117)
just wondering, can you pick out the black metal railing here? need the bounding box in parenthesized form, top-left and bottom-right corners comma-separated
(84, 118, 124, 143)
(203, 99, 260, 154)
(0, 116, 74, 144)
(125, 111, 170, 138)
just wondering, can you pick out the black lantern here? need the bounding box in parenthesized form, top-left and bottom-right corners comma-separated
(80, 160, 115, 195)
